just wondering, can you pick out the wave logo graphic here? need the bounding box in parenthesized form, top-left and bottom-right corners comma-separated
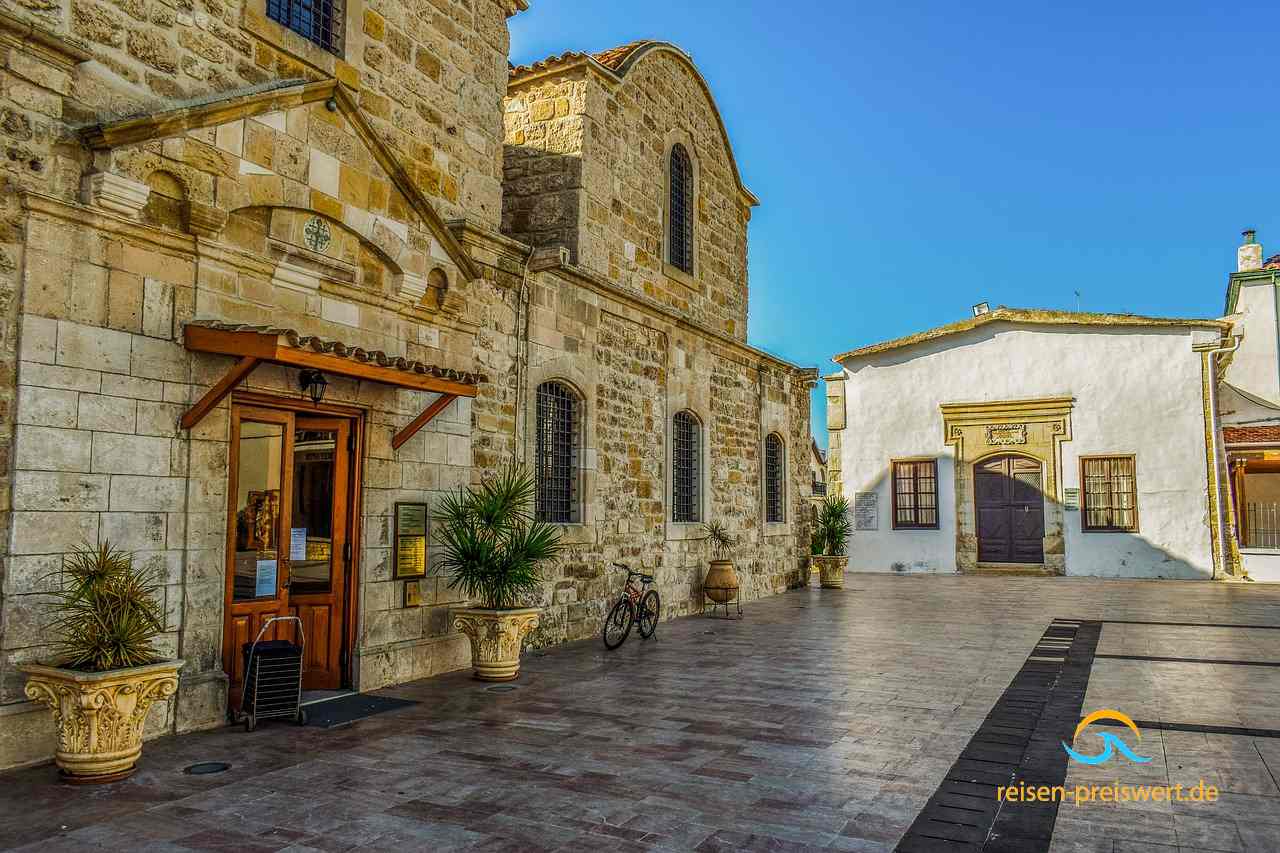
(1062, 709, 1152, 766)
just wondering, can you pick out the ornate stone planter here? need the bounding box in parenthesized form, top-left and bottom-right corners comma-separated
(812, 556, 847, 589)
(703, 558, 739, 603)
(452, 608, 540, 682)
(21, 659, 183, 782)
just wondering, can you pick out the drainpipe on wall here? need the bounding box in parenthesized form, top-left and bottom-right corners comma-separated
(510, 243, 536, 467)
(1200, 335, 1242, 580)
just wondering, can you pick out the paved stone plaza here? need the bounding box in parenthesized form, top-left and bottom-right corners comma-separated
(1, 574, 1278, 852)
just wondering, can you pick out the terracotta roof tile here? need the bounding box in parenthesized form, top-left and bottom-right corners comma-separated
(591, 41, 649, 70)
(1224, 426, 1280, 445)
(509, 41, 654, 79)
(188, 321, 486, 385)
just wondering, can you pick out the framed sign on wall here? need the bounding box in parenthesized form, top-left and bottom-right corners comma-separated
(394, 502, 429, 579)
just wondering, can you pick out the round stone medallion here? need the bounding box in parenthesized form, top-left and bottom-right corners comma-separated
(303, 216, 332, 254)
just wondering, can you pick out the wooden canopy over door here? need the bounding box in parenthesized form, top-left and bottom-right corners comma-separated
(975, 454, 1046, 564)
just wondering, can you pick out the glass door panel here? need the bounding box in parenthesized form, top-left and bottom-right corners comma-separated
(233, 421, 286, 602)
(290, 428, 337, 594)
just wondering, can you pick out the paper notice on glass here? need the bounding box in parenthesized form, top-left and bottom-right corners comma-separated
(255, 560, 278, 597)
(290, 528, 307, 560)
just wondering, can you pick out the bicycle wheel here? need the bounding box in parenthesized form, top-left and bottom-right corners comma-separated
(637, 590, 661, 638)
(602, 598, 634, 650)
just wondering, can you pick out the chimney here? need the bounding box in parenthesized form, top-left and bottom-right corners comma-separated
(1239, 229, 1263, 272)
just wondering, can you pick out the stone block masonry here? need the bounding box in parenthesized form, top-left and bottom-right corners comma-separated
(0, 9, 817, 773)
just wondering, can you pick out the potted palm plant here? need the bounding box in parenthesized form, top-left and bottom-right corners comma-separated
(701, 520, 739, 603)
(21, 543, 183, 782)
(812, 495, 852, 589)
(436, 466, 563, 681)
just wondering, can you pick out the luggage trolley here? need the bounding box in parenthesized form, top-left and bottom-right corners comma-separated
(237, 616, 308, 732)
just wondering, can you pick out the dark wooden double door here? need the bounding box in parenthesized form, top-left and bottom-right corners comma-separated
(975, 454, 1045, 564)
(223, 402, 357, 707)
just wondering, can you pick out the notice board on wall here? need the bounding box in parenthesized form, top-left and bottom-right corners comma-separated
(394, 502, 428, 579)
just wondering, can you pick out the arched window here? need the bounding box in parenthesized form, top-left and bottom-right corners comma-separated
(535, 381, 581, 523)
(765, 434, 785, 523)
(672, 411, 701, 523)
(668, 143, 694, 274)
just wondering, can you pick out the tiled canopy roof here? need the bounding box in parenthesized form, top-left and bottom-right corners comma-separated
(1224, 426, 1280, 445)
(188, 321, 486, 385)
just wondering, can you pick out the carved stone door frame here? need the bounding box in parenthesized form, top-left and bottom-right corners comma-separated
(941, 397, 1074, 573)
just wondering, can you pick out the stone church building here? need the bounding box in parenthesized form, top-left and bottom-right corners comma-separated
(0, 1, 816, 769)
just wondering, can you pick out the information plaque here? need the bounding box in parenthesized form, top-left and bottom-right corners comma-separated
(853, 492, 879, 531)
(394, 502, 429, 579)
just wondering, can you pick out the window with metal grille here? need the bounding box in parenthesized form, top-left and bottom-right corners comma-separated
(535, 381, 581, 524)
(892, 460, 939, 529)
(765, 434, 784, 523)
(1081, 455, 1138, 532)
(668, 144, 693, 274)
(267, 0, 344, 56)
(672, 411, 701, 522)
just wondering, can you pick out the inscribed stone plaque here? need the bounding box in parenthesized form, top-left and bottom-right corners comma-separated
(854, 491, 879, 531)
(394, 502, 428, 579)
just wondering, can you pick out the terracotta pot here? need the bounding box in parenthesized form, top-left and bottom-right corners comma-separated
(703, 559, 739, 603)
(21, 659, 184, 782)
(812, 555, 847, 589)
(452, 607, 541, 682)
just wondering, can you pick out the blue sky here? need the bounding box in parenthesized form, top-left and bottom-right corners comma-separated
(509, 1, 1280, 447)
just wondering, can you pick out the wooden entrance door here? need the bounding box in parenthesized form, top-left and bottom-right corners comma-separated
(224, 405, 353, 706)
(975, 454, 1046, 564)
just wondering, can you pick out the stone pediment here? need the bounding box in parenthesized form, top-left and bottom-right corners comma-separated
(75, 78, 476, 314)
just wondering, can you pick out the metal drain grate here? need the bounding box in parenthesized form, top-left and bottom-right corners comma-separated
(485, 685, 519, 693)
(183, 762, 230, 775)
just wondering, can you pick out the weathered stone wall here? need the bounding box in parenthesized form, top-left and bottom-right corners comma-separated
(0, 82, 490, 767)
(480, 256, 812, 647)
(500, 69, 586, 261)
(503, 45, 754, 342)
(0, 0, 514, 228)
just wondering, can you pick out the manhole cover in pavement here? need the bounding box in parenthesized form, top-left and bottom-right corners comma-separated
(485, 685, 519, 693)
(183, 762, 231, 775)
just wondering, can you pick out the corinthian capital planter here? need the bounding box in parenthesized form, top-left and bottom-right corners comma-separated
(812, 556, 847, 589)
(452, 608, 540, 682)
(21, 659, 183, 782)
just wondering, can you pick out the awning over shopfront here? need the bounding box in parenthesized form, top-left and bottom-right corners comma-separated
(181, 321, 485, 449)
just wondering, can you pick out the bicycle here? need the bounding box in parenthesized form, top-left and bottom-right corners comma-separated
(602, 563, 661, 649)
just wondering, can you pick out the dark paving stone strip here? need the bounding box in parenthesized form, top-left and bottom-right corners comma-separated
(1094, 653, 1280, 667)
(1098, 619, 1280, 630)
(1091, 718, 1280, 739)
(895, 619, 1101, 853)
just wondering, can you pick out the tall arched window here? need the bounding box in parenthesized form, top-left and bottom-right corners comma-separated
(672, 410, 701, 523)
(535, 381, 581, 523)
(765, 434, 785, 523)
(668, 143, 694, 274)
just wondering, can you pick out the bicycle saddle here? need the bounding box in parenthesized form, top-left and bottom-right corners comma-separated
(639, 573, 654, 583)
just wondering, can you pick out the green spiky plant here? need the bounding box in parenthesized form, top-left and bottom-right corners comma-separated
(816, 496, 852, 557)
(47, 542, 165, 672)
(701, 520, 736, 560)
(434, 465, 564, 610)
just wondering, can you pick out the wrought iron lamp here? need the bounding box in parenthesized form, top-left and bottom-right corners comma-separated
(298, 369, 328, 405)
